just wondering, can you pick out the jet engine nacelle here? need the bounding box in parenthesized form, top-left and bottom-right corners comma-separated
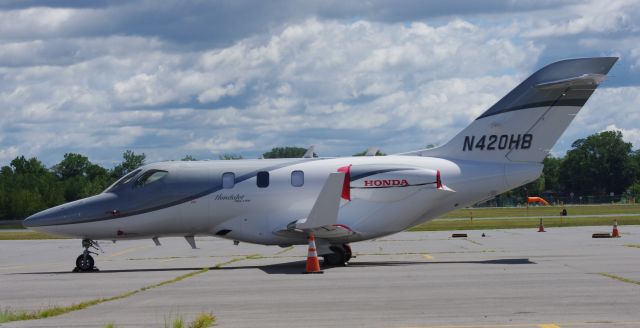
(344, 164, 443, 203)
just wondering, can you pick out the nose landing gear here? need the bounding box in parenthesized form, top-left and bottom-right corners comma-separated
(73, 239, 101, 272)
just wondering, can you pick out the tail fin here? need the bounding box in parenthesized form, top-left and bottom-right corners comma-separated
(405, 57, 618, 163)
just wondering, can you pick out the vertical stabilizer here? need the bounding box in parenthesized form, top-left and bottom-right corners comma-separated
(404, 57, 618, 163)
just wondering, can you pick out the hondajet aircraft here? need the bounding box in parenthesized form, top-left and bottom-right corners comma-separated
(24, 57, 617, 272)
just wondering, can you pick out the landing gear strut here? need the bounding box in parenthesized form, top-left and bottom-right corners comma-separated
(322, 244, 353, 267)
(74, 239, 99, 272)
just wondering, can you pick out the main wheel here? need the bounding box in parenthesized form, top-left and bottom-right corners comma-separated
(323, 246, 346, 266)
(75, 254, 94, 272)
(342, 244, 352, 262)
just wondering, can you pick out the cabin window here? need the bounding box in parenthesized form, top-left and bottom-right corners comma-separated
(291, 170, 304, 187)
(222, 172, 235, 189)
(134, 170, 168, 188)
(257, 171, 269, 188)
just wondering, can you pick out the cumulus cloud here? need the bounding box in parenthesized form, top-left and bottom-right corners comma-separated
(525, 0, 640, 38)
(0, 0, 639, 166)
(601, 124, 640, 148)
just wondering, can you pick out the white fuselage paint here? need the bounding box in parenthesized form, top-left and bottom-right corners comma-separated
(31, 155, 541, 245)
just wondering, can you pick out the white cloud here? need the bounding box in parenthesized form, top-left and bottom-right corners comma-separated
(0, 146, 19, 163)
(1, 1, 640, 166)
(185, 137, 255, 153)
(525, 0, 640, 38)
(602, 124, 640, 148)
(559, 86, 640, 152)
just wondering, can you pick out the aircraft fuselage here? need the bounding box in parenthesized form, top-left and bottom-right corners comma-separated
(25, 155, 540, 245)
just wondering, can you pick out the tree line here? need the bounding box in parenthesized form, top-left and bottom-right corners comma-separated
(1, 131, 639, 220)
(499, 131, 640, 205)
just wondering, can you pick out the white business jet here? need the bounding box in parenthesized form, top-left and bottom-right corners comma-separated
(24, 57, 617, 272)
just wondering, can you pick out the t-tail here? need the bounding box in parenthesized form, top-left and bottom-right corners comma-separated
(404, 57, 618, 163)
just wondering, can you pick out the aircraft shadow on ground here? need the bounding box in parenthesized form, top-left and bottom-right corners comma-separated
(14, 258, 535, 275)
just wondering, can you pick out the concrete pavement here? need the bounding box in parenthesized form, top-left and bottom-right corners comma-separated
(1, 226, 639, 327)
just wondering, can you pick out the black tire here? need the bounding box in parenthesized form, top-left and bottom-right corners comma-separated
(76, 254, 94, 272)
(342, 244, 352, 262)
(323, 246, 346, 266)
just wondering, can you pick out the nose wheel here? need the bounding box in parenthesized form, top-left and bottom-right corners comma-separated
(75, 253, 94, 271)
(73, 239, 100, 272)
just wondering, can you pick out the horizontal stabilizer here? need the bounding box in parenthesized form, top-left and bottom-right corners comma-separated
(535, 73, 606, 90)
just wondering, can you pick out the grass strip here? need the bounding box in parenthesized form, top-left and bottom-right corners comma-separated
(410, 216, 640, 231)
(598, 273, 640, 286)
(0, 231, 68, 240)
(274, 246, 294, 255)
(0, 256, 249, 324)
(624, 244, 640, 249)
(163, 311, 216, 328)
(441, 204, 640, 219)
(0, 222, 26, 230)
(188, 312, 216, 328)
(213, 256, 249, 269)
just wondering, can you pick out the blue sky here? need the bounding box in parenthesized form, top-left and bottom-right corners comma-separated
(1, 0, 640, 167)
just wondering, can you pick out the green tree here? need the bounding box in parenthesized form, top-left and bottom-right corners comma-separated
(559, 131, 637, 196)
(353, 149, 386, 156)
(111, 150, 146, 179)
(52, 153, 112, 201)
(181, 155, 197, 161)
(0, 156, 64, 220)
(262, 147, 307, 159)
(541, 156, 563, 192)
(219, 154, 243, 160)
(627, 182, 640, 201)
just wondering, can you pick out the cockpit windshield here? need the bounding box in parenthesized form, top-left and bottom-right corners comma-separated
(103, 169, 142, 193)
(133, 170, 168, 188)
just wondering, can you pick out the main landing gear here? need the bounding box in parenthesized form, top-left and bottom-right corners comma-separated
(74, 239, 100, 272)
(322, 243, 353, 267)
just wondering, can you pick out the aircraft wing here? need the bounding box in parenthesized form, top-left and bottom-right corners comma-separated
(274, 172, 360, 239)
(296, 172, 344, 229)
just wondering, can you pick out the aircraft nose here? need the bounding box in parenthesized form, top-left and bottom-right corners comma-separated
(22, 206, 67, 229)
(22, 193, 117, 230)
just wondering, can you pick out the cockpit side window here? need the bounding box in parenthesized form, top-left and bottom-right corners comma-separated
(133, 170, 168, 188)
(104, 169, 142, 192)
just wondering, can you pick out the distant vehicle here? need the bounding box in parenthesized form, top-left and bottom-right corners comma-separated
(24, 57, 617, 272)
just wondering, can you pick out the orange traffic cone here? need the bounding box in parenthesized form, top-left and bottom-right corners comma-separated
(538, 218, 546, 232)
(612, 219, 620, 238)
(303, 233, 323, 274)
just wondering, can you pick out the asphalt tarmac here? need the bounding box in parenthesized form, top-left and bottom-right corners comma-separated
(1, 226, 639, 327)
